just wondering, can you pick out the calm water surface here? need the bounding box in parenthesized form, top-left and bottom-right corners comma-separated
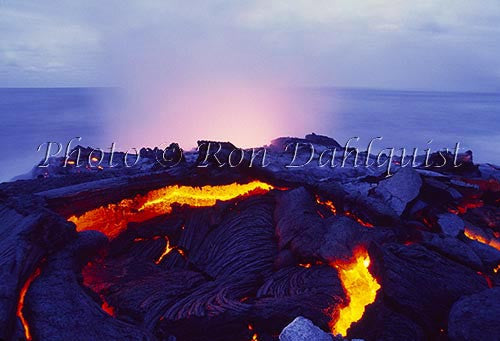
(0, 87, 498, 182)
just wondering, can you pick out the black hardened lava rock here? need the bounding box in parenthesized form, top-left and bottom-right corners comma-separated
(0, 135, 499, 341)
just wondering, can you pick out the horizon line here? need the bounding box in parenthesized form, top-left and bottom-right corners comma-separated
(0, 85, 498, 95)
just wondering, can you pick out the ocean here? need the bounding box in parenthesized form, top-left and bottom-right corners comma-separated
(0, 87, 498, 182)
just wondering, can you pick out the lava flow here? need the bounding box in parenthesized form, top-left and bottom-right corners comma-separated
(68, 181, 274, 238)
(464, 227, 500, 252)
(315, 194, 373, 227)
(17, 267, 42, 341)
(344, 211, 374, 228)
(315, 195, 337, 215)
(329, 247, 381, 337)
(81, 261, 116, 316)
(248, 324, 259, 341)
(155, 237, 173, 264)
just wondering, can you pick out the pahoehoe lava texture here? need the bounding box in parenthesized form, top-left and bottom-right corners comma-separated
(0, 134, 499, 341)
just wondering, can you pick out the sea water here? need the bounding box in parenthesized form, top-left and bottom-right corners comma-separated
(0, 87, 498, 182)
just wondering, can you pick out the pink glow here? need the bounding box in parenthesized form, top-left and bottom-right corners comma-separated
(108, 80, 333, 150)
(100, 27, 336, 149)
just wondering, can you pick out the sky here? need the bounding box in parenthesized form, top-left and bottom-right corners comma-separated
(0, 0, 499, 180)
(1, 0, 500, 92)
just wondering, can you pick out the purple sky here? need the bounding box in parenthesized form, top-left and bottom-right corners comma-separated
(1, 0, 499, 91)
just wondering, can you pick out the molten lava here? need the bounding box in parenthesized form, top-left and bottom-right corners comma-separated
(315, 195, 373, 227)
(17, 267, 42, 341)
(248, 324, 259, 341)
(101, 300, 115, 316)
(329, 247, 380, 337)
(82, 261, 116, 316)
(155, 237, 173, 264)
(464, 227, 500, 252)
(477, 271, 493, 288)
(315, 195, 337, 215)
(344, 211, 374, 228)
(68, 181, 274, 238)
(455, 200, 484, 214)
(494, 264, 500, 274)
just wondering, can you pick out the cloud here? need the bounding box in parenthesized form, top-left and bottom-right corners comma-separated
(0, 0, 498, 90)
(0, 4, 101, 86)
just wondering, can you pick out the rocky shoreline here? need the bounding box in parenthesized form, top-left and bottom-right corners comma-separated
(0, 134, 499, 340)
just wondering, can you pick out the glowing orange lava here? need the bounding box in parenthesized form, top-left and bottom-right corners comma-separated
(248, 324, 259, 341)
(493, 264, 500, 274)
(315, 195, 337, 215)
(456, 200, 484, 214)
(82, 261, 116, 316)
(17, 267, 42, 341)
(101, 300, 115, 316)
(344, 211, 374, 228)
(155, 237, 173, 264)
(464, 228, 500, 252)
(68, 181, 274, 238)
(315, 195, 373, 227)
(176, 248, 187, 258)
(329, 247, 380, 337)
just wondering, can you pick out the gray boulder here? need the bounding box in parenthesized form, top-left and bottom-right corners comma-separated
(448, 288, 500, 341)
(437, 213, 464, 237)
(421, 232, 483, 270)
(279, 316, 333, 341)
(373, 166, 422, 216)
